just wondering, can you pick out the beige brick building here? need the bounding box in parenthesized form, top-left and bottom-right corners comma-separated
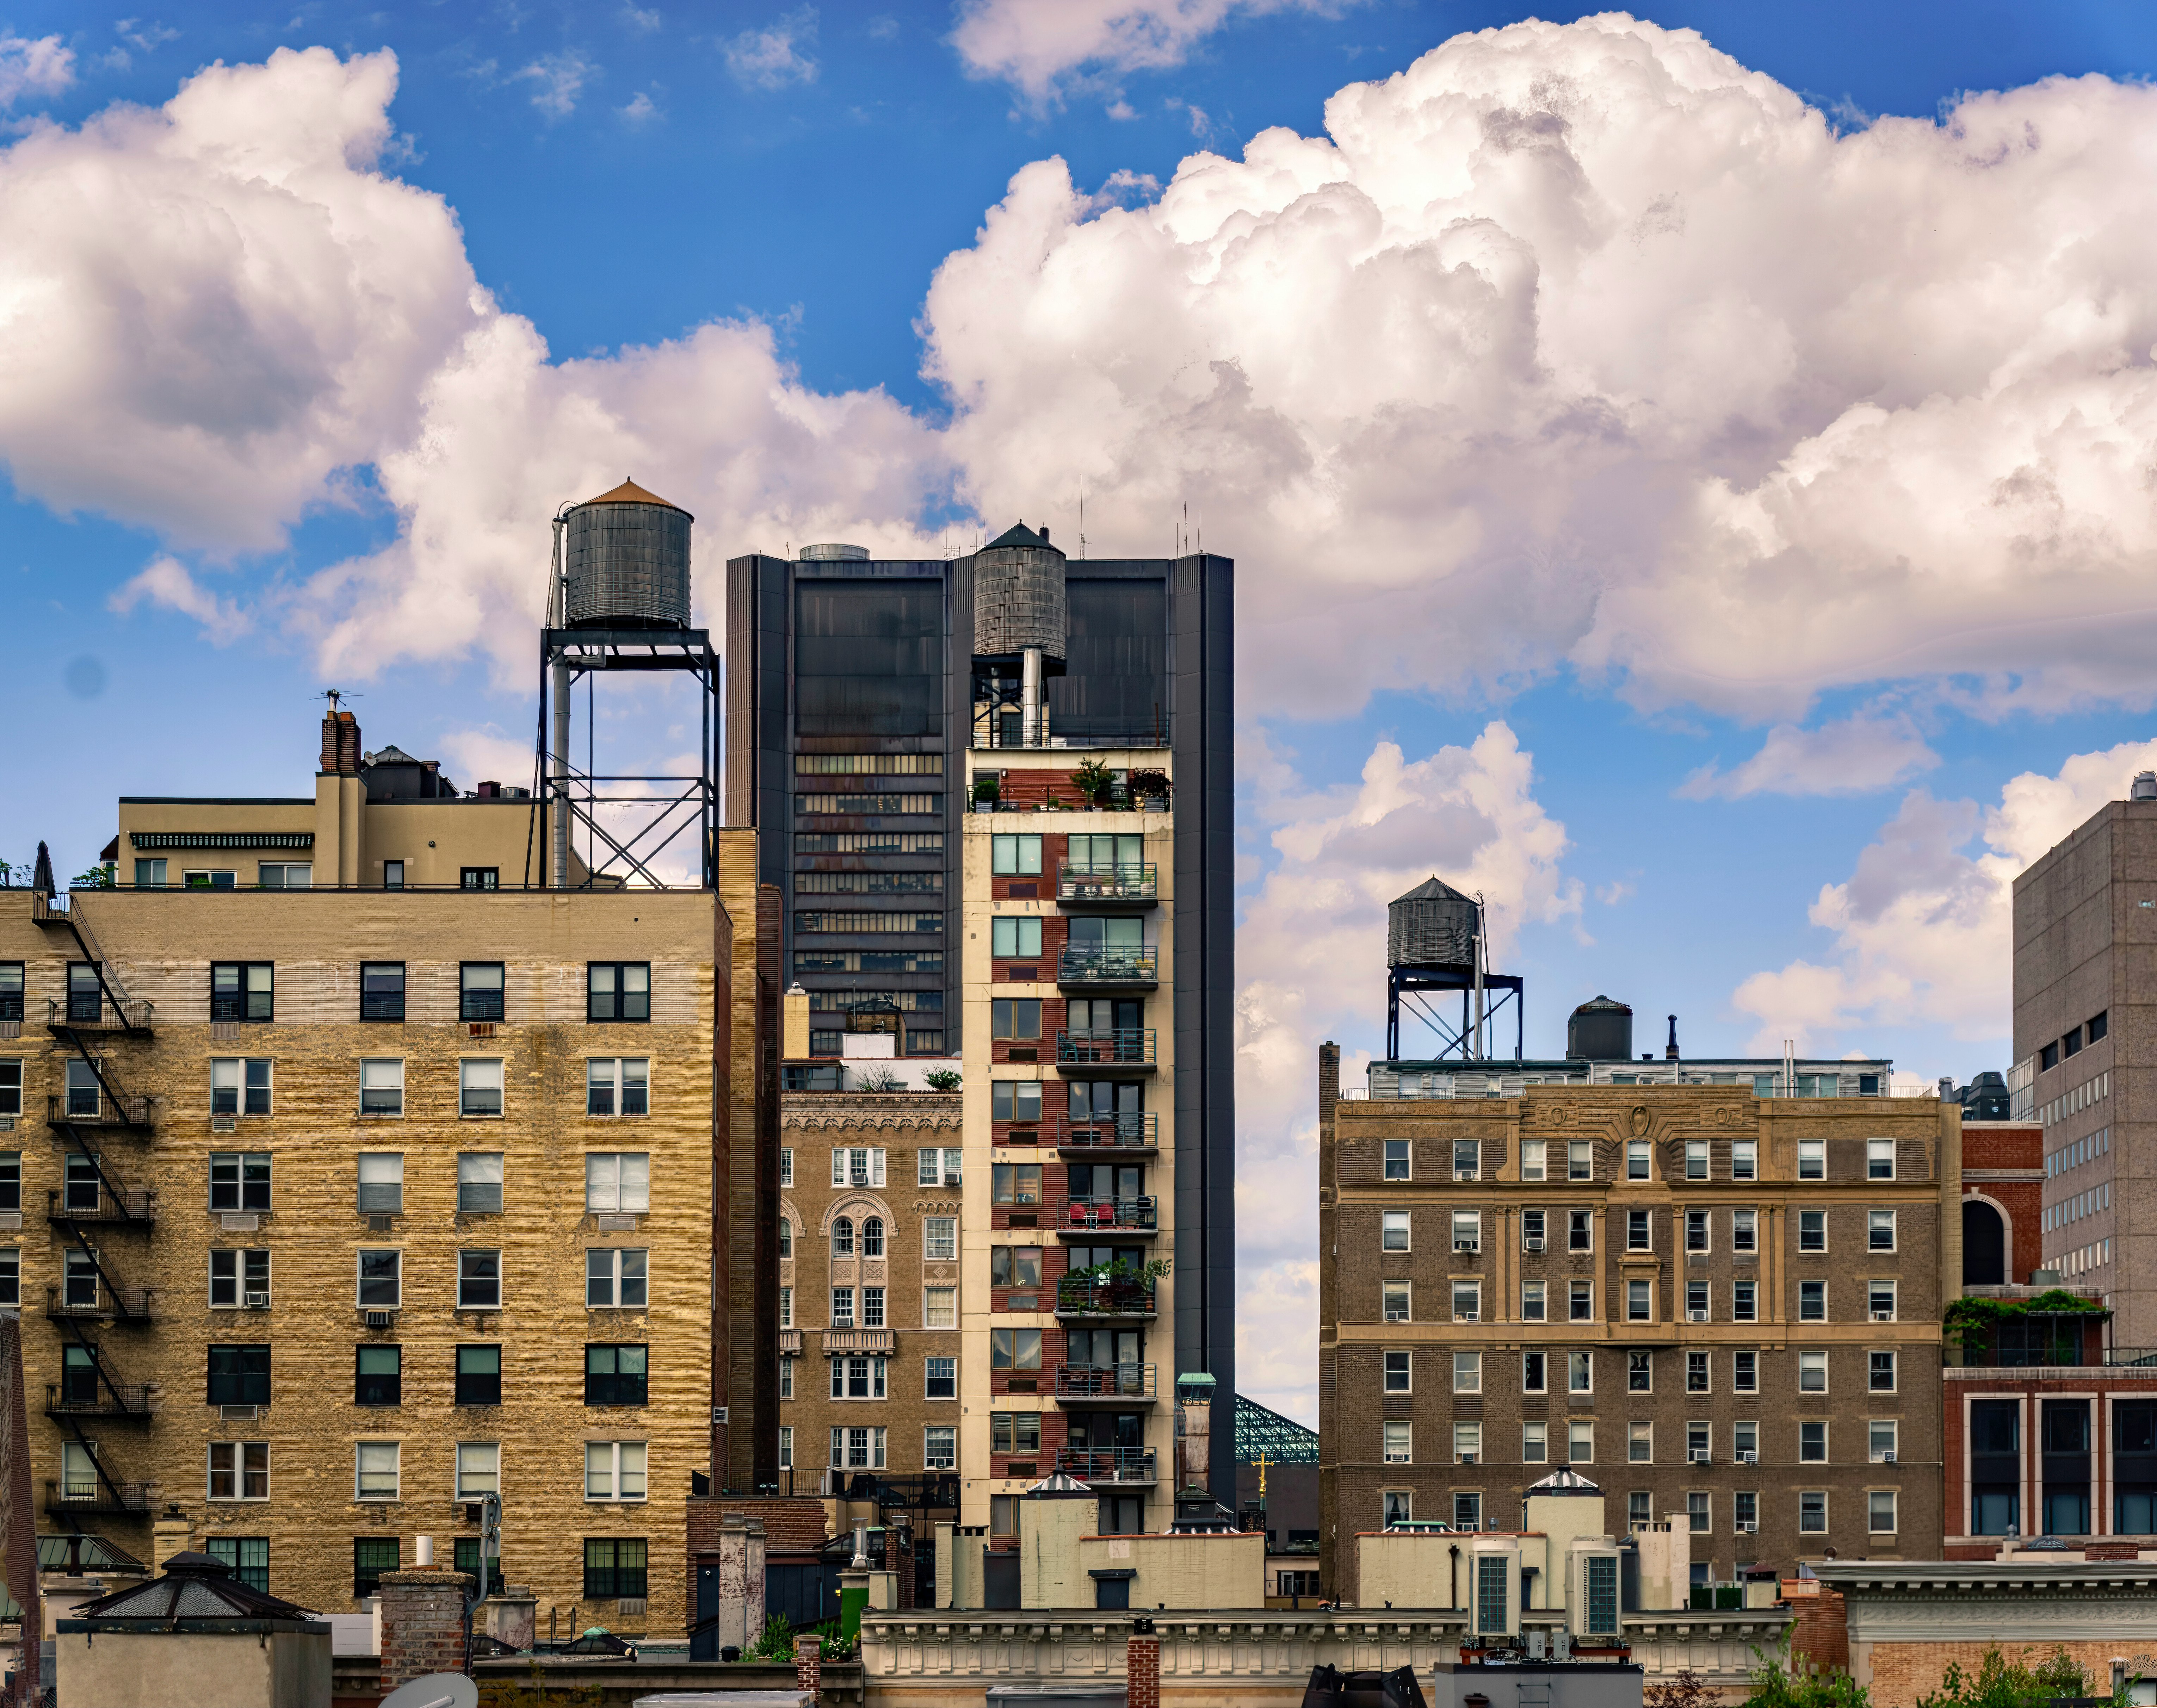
(0, 712, 773, 1636)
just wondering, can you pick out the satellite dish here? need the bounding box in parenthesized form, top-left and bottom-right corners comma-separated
(378, 1675, 479, 1708)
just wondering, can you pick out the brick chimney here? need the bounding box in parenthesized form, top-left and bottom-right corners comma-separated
(337, 711, 361, 776)
(320, 711, 340, 774)
(1127, 1620, 1160, 1708)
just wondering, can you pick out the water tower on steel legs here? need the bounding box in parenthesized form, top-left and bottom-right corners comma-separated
(1384, 876, 1525, 1060)
(534, 479, 721, 889)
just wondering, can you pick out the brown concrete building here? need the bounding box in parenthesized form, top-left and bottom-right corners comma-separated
(2011, 776, 2157, 1336)
(1317, 999, 1960, 1604)
(0, 710, 775, 1637)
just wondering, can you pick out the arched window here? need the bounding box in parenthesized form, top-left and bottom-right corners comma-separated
(1963, 1198, 2006, 1286)
(778, 1219, 792, 1260)
(833, 1217, 854, 1257)
(863, 1217, 885, 1258)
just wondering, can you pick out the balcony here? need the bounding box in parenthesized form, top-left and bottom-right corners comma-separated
(1057, 864, 1158, 907)
(45, 1383, 155, 1420)
(47, 1188, 155, 1228)
(1055, 1030, 1156, 1073)
(44, 1480, 153, 1517)
(1049, 1195, 1159, 1239)
(1054, 1364, 1157, 1404)
(48, 995, 154, 1035)
(1055, 1277, 1158, 1319)
(1057, 949, 1158, 989)
(1054, 1114, 1159, 1154)
(47, 1092, 153, 1132)
(822, 1330, 896, 1356)
(1056, 1447, 1158, 1486)
(46, 1286, 156, 1324)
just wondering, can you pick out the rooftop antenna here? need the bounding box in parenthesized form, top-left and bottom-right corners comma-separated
(316, 688, 361, 710)
(1078, 477, 1088, 560)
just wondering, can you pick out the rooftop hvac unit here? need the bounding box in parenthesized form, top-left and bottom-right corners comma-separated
(1688, 1449, 1712, 1464)
(243, 1291, 268, 1309)
(1524, 1237, 1545, 1252)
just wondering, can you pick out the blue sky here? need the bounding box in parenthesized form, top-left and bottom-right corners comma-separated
(7, 0, 2157, 1415)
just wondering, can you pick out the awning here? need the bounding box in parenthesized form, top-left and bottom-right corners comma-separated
(130, 832, 313, 850)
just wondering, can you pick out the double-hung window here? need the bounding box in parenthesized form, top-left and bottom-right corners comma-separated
(357, 1250, 401, 1308)
(206, 1344, 271, 1406)
(585, 1345, 648, 1405)
(583, 1538, 648, 1597)
(1685, 1139, 1708, 1180)
(456, 1346, 502, 1405)
(588, 963, 651, 1023)
(211, 1059, 272, 1117)
(1731, 1139, 1757, 1180)
(460, 1060, 503, 1117)
(356, 1154, 404, 1215)
(210, 1154, 271, 1213)
(1867, 1138, 1895, 1180)
(587, 1059, 650, 1117)
(460, 963, 505, 1023)
(458, 1154, 504, 1214)
(209, 1249, 269, 1308)
(355, 1346, 401, 1406)
(359, 1060, 404, 1117)
(1732, 1209, 1757, 1252)
(1383, 1139, 1411, 1181)
(923, 1217, 957, 1261)
(1868, 1210, 1896, 1251)
(586, 1154, 651, 1213)
(360, 963, 405, 1021)
(1382, 1211, 1410, 1251)
(1626, 1140, 1651, 1180)
(458, 1250, 502, 1310)
(456, 1442, 499, 1498)
(1798, 1139, 1825, 1180)
(587, 1250, 647, 1309)
(211, 963, 274, 1024)
(585, 1442, 647, 1501)
(832, 1147, 886, 1188)
(918, 1148, 963, 1186)
(209, 1442, 269, 1500)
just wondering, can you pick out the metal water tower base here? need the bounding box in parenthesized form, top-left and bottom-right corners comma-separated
(1387, 963, 1525, 1062)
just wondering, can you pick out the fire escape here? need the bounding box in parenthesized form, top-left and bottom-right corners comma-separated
(34, 867, 157, 1524)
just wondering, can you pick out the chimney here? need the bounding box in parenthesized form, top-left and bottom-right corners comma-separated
(1039, 525, 1050, 543)
(320, 711, 341, 774)
(336, 710, 361, 776)
(1666, 1014, 1680, 1062)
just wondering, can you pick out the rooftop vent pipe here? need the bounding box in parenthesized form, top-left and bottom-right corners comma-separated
(2135, 771, 2157, 802)
(1666, 1014, 1680, 1062)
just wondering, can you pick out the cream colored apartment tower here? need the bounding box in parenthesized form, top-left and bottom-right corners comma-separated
(960, 750, 1177, 1538)
(0, 714, 753, 1638)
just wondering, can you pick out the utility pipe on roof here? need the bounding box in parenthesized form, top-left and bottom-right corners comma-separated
(550, 513, 573, 889)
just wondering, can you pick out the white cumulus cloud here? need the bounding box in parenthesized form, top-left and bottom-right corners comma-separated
(723, 9, 819, 91)
(108, 554, 252, 643)
(515, 51, 595, 119)
(0, 33, 72, 106)
(1677, 713, 1939, 799)
(952, 0, 1329, 102)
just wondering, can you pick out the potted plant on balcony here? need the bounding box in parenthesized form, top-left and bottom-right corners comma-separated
(971, 776, 1001, 813)
(1073, 757, 1114, 809)
(1127, 768, 1170, 811)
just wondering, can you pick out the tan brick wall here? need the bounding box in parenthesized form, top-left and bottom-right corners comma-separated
(1866, 1639, 2125, 1708)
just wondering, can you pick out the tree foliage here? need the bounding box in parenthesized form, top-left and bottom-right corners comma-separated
(1917, 1645, 2108, 1708)
(1745, 1630, 1872, 1708)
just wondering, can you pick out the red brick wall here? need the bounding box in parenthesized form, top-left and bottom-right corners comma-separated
(1127, 1633, 1161, 1708)
(1961, 1126, 2040, 1172)
(1963, 1123, 2043, 1284)
(1940, 1372, 2157, 1540)
(1787, 1585, 1848, 1675)
(687, 1495, 829, 1556)
(378, 1570, 472, 1692)
(1870, 1639, 2125, 1706)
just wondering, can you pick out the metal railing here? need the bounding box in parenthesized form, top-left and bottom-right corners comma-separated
(1047, 1195, 1158, 1233)
(49, 995, 153, 1032)
(1057, 949, 1158, 984)
(1057, 864, 1158, 903)
(1056, 1447, 1157, 1483)
(1054, 1364, 1156, 1401)
(47, 1188, 155, 1224)
(46, 1286, 155, 1323)
(971, 722, 1169, 753)
(1053, 1114, 1158, 1150)
(45, 1480, 152, 1514)
(45, 1383, 155, 1418)
(48, 1092, 152, 1129)
(1056, 1029, 1156, 1067)
(1055, 1277, 1158, 1317)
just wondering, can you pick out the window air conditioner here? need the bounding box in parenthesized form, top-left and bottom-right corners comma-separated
(1883, 1450, 1897, 1465)
(1688, 1449, 1711, 1464)
(220, 1404, 259, 1422)
(1384, 1309, 1410, 1323)
(1738, 1451, 1758, 1464)
(1688, 1309, 1708, 1322)
(1454, 1241, 1480, 1254)
(1456, 1169, 1477, 1182)
(363, 1310, 394, 1330)
(243, 1291, 269, 1309)
(1457, 1453, 1479, 1465)
(1523, 1237, 1545, 1252)
(1736, 1521, 1758, 1533)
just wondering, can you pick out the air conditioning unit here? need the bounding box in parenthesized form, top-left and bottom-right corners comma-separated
(1688, 1449, 1711, 1464)
(1873, 1310, 1895, 1322)
(1523, 1237, 1545, 1252)
(1385, 1453, 1411, 1464)
(211, 1116, 236, 1134)
(243, 1291, 269, 1309)
(1735, 1521, 1759, 1533)
(1457, 1453, 1479, 1465)
(1384, 1309, 1410, 1323)
(1453, 1241, 1480, 1254)
(1738, 1451, 1758, 1465)
(363, 1310, 394, 1330)
(1688, 1309, 1708, 1322)
(220, 1404, 259, 1422)
(1883, 1450, 1897, 1465)
(1455, 1169, 1477, 1182)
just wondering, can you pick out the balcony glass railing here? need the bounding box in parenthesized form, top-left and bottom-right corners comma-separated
(1048, 1195, 1157, 1233)
(1056, 1029, 1156, 1067)
(1055, 1447, 1157, 1483)
(1054, 1363, 1156, 1400)
(1057, 863, 1158, 902)
(1054, 1113, 1158, 1149)
(1057, 948, 1158, 984)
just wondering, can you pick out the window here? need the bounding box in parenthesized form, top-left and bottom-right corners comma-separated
(1523, 1420, 1548, 1463)
(1455, 1491, 1483, 1532)
(458, 1153, 504, 1215)
(1627, 1210, 1652, 1251)
(1686, 1490, 1710, 1533)
(1570, 1351, 1594, 1394)
(1383, 1492, 1413, 1527)
(1570, 1281, 1595, 1322)
(1523, 1350, 1547, 1393)
(1687, 1352, 1710, 1393)
(357, 1154, 404, 1215)
(991, 999, 1041, 1039)
(991, 917, 1043, 957)
(1569, 1421, 1595, 1464)
(1383, 1351, 1411, 1393)
(925, 1426, 957, 1468)
(1452, 1210, 1481, 1253)
(988, 1247, 1040, 1289)
(357, 1249, 400, 1309)
(1798, 1139, 1825, 1180)
(1685, 1139, 1708, 1180)
(1867, 1138, 1895, 1180)
(1569, 1211, 1593, 1252)
(832, 1147, 888, 1188)
(359, 1060, 404, 1117)
(460, 963, 505, 1021)
(926, 1356, 957, 1399)
(1384, 1421, 1413, 1464)
(587, 963, 651, 1023)
(584, 1537, 648, 1598)
(991, 1082, 1041, 1123)
(1686, 1279, 1709, 1320)
(456, 1442, 500, 1499)
(1382, 1211, 1410, 1251)
(1869, 1350, 1897, 1392)
(863, 1286, 886, 1327)
(585, 1153, 651, 1213)
(211, 963, 274, 1024)
(1522, 1210, 1545, 1248)
(1798, 1209, 1826, 1252)
(1733, 1351, 1758, 1392)
(1568, 1140, 1593, 1181)
(1630, 1422, 1653, 1463)
(1733, 1280, 1757, 1322)
(206, 1536, 268, 1594)
(830, 1286, 854, 1326)
(1869, 1419, 1899, 1461)
(1382, 1138, 1411, 1180)
(1627, 1280, 1652, 1322)
(209, 1248, 269, 1309)
(585, 1345, 649, 1405)
(208, 1441, 269, 1500)
(779, 1286, 793, 1327)
(1799, 1350, 1828, 1392)
(457, 1249, 502, 1310)
(830, 1427, 887, 1471)
(1732, 1209, 1757, 1252)
(585, 1442, 648, 1502)
(1383, 1280, 1412, 1323)
(1868, 1280, 1897, 1320)
(1868, 1489, 1897, 1534)
(460, 1059, 503, 1117)
(210, 1059, 273, 1117)
(1628, 1351, 1652, 1393)
(920, 1149, 963, 1186)
(355, 1443, 399, 1501)
(990, 1328, 1042, 1369)
(354, 1539, 400, 1598)
(992, 834, 1043, 874)
(360, 963, 404, 1021)
(62, 1249, 95, 1310)
(924, 1216, 957, 1261)
(210, 1154, 271, 1213)
(355, 1346, 401, 1406)
(586, 1249, 646, 1309)
(587, 1059, 651, 1117)
(1799, 1491, 1828, 1533)
(1686, 1210, 1710, 1252)
(1799, 1280, 1826, 1321)
(381, 861, 405, 890)
(1868, 1209, 1896, 1252)
(1453, 1351, 1481, 1393)
(0, 1068, 17, 1119)
(1628, 1490, 1653, 1529)
(0, 964, 17, 1023)
(1800, 1421, 1827, 1462)
(461, 867, 500, 891)
(65, 1060, 99, 1119)
(779, 1148, 794, 1188)
(0, 1155, 18, 1216)
(916, 1285, 956, 1332)
(1521, 1139, 1546, 1181)
(456, 1345, 502, 1406)
(1520, 1280, 1545, 1322)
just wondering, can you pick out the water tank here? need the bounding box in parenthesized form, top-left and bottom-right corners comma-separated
(1387, 876, 1480, 968)
(2134, 771, 2157, 802)
(973, 521, 1067, 661)
(800, 543, 870, 561)
(1568, 995, 1633, 1061)
(563, 479, 692, 629)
